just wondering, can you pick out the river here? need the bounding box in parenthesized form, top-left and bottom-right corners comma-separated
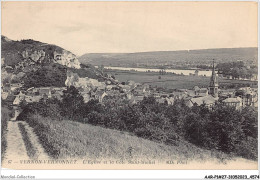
(104, 66, 214, 77)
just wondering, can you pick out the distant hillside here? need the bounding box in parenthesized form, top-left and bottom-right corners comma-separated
(79, 48, 258, 68)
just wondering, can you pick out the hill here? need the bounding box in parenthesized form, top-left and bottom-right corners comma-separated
(1, 35, 80, 68)
(79, 48, 258, 68)
(1, 36, 105, 88)
(15, 112, 256, 169)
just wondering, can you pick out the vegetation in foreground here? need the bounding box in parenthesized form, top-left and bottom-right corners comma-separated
(20, 113, 229, 162)
(18, 86, 258, 161)
(1, 106, 11, 162)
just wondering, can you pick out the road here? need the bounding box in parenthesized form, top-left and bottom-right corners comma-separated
(2, 110, 50, 168)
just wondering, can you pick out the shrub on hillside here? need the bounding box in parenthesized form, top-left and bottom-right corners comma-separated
(22, 63, 67, 88)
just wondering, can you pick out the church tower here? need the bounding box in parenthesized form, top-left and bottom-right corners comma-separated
(209, 59, 218, 98)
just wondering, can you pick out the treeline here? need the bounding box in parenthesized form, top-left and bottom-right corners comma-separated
(18, 86, 258, 160)
(196, 65, 211, 69)
(217, 61, 257, 79)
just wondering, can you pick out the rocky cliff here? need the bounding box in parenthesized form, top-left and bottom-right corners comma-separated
(1, 35, 105, 89)
(1, 36, 81, 69)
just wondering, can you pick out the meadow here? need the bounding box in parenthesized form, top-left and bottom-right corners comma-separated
(106, 70, 257, 90)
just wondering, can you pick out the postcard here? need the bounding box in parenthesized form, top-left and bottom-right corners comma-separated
(1, 1, 258, 174)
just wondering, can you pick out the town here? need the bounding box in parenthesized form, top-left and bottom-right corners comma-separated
(2, 59, 257, 115)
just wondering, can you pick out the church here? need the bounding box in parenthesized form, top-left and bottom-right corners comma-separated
(186, 60, 219, 108)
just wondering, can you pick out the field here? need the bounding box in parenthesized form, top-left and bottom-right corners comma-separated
(106, 69, 257, 90)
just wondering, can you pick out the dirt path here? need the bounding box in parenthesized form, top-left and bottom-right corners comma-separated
(2, 121, 29, 165)
(2, 112, 50, 168)
(20, 121, 49, 159)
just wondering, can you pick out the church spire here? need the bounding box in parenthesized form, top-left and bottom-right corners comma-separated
(209, 59, 218, 97)
(212, 59, 215, 75)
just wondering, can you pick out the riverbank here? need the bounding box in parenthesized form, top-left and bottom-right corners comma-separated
(103, 66, 213, 77)
(104, 69, 257, 90)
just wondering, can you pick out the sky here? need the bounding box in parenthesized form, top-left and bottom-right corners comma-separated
(1, 1, 258, 56)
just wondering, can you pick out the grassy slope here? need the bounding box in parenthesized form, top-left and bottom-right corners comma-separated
(28, 114, 228, 162)
(109, 70, 257, 89)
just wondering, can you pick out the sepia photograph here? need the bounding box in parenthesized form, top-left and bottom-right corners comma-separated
(1, 0, 258, 176)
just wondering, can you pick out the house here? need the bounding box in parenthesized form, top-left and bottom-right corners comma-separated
(118, 84, 131, 92)
(95, 91, 107, 102)
(186, 90, 196, 97)
(81, 92, 91, 103)
(219, 89, 235, 98)
(5, 66, 13, 73)
(194, 70, 199, 76)
(5, 95, 16, 105)
(106, 73, 113, 78)
(165, 97, 175, 105)
(223, 97, 242, 110)
(13, 92, 42, 105)
(156, 96, 175, 105)
(106, 85, 117, 91)
(105, 80, 112, 85)
(195, 88, 209, 97)
(156, 98, 167, 104)
(193, 86, 200, 92)
(239, 87, 254, 96)
(13, 95, 24, 105)
(51, 90, 64, 100)
(129, 96, 144, 104)
(1, 92, 9, 100)
(24, 95, 42, 103)
(194, 86, 208, 97)
(10, 83, 22, 92)
(126, 92, 133, 100)
(11, 83, 23, 88)
(251, 74, 258, 81)
(171, 91, 188, 100)
(178, 89, 188, 92)
(2, 85, 11, 93)
(126, 80, 136, 87)
(134, 85, 146, 93)
(133, 84, 150, 95)
(152, 92, 161, 98)
(186, 95, 217, 108)
(38, 88, 52, 98)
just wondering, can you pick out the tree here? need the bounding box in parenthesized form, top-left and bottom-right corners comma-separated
(231, 67, 240, 79)
(61, 86, 84, 119)
(241, 107, 257, 138)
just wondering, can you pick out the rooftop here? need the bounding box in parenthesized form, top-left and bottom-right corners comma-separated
(223, 97, 242, 103)
(190, 95, 216, 106)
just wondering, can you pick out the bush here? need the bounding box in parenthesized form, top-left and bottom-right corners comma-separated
(19, 91, 258, 160)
